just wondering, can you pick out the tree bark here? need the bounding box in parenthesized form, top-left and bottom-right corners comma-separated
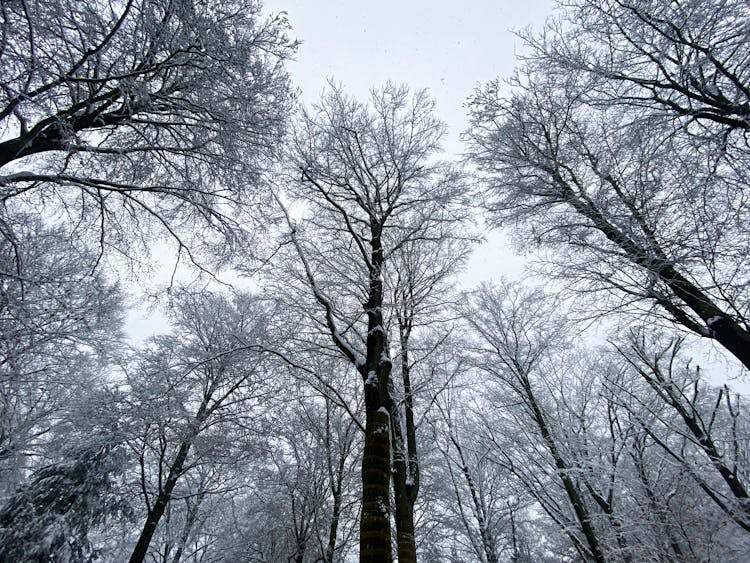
(359, 224, 393, 563)
(392, 476, 417, 563)
(360, 409, 392, 563)
(390, 321, 419, 563)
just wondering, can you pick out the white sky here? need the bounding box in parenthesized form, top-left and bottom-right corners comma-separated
(265, 0, 555, 154)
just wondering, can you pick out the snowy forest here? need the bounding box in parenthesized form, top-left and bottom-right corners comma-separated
(1, 0, 749, 561)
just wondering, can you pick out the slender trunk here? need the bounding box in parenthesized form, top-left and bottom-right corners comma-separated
(449, 434, 498, 563)
(129, 395, 212, 563)
(390, 321, 419, 563)
(324, 403, 347, 563)
(170, 490, 205, 563)
(521, 378, 607, 563)
(508, 502, 519, 563)
(129, 440, 192, 563)
(325, 485, 342, 563)
(292, 499, 310, 563)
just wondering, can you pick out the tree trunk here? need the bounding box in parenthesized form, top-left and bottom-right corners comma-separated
(521, 378, 607, 563)
(359, 224, 393, 562)
(508, 502, 519, 563)
(129, 395, 211, 563)
(393, 477, 417, 563)
(129, 440, 192, 563)
(360, 408, 392, 563)
(325, 485, 342, 563)
(390, 322, 419, 563)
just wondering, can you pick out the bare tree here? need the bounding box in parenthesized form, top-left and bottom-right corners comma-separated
(276, 81, 471, 562)
(462, 282, 610, 563)
(466, 0, 750, 371)
(457, 280, 750, 562)
(0, 0, 296, 269)
(123, 290, 276, 563)
(431, 396, 502, 563)
(528, 0, 750, 134)
(612, 330, 750, 534)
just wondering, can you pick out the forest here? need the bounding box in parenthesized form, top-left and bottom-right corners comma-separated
(0, 0, 749, 561)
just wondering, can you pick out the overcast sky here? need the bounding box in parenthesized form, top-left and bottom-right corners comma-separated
(265, 0, 555, 154)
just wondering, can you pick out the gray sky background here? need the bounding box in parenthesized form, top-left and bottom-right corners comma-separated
(265, 0, 555, 153)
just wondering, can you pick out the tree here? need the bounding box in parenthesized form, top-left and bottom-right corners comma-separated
(612, 330, 750, 535)
(0, 445, 130, 562)
(458, 281, 750, 562)
(123, 290, 276, 563)
(387, 233, 471, 563)
(261, 392, 361, 563)
(466, 0, 750, 371)
(0, 212, 123, 493)
(462, 283, 610, 563)
(0, 0, 296, 269)
(530, 0, 750, 134)
(277, 82, 471, 561)
(431, 395, 503, 563)
(427, 391, 557, 563)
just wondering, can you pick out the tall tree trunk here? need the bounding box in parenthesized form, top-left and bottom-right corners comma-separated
(129, 395, 211, 563)
(324, 401, 348, 563)
(360, 408, 392, 563)
(390, 294, 421, 562)
(359, 224, 393, 562)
